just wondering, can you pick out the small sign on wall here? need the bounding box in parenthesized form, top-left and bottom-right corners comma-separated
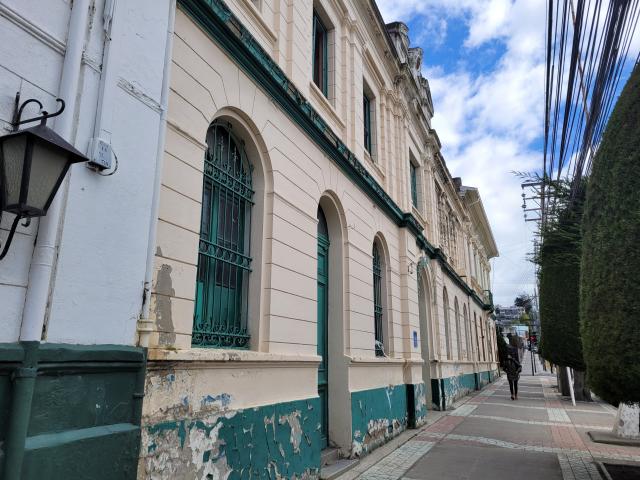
(413, 331, 418, 348)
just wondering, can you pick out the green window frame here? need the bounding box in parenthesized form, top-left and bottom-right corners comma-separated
(363, 92, 372, 154)
(193, 122, 254, 349)
(373, 242, 384, 356)
(312, 11, 328, 96)
(410, 162, 418, 208)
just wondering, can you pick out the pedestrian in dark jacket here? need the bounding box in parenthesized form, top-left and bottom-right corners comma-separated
(504, 354, 522, 400)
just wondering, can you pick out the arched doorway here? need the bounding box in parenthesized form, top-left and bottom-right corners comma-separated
(317, 206, 330, 449)
(417, 271, 433, 407)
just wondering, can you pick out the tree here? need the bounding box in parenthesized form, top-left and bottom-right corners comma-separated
(514, 294, 533, 314)
(517, 312, 531, 326)
(580, 65, 640, 408)
(537, 182, 590, 399)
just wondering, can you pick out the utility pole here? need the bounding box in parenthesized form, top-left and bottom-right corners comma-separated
(529, 327, 537, 376)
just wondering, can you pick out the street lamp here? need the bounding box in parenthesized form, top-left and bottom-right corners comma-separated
(0, 94, 88, 260)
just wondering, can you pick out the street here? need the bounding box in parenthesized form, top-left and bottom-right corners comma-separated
(342, 354, 640, 480)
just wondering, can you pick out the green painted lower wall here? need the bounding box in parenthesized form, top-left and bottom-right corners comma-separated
(0, 342, 145, 480)
(406, 383, 428, 428)
(142, 397, 321, 479)
(431, 370, 496, 410)
(351, 384, 408, 456)
(479, 370, 498, 388)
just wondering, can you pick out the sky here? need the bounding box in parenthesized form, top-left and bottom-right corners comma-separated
(376, 0, 549, 306)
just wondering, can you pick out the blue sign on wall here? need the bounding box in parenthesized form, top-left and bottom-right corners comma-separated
(413, 331, 418, 348)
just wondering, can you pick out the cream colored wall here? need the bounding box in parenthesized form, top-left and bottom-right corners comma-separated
(420, 260, 498, 381)
(148, 3, 428, 377)
(146, 4, 498, 448)
(144, 8, 445, 454)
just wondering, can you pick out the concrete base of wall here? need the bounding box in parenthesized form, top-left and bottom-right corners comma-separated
(0, 342, 146, 480)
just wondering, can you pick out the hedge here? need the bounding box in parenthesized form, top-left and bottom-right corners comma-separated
(580, 65, 640, 405)
(538, 195, 585, 371)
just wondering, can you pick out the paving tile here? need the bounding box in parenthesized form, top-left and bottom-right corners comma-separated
(452, 416, 553, 446)
(548, 408, 572, 423)
(354, 441, 435, 480)
(473, 403, 550, 421)
(338, 373, 640, 480)
(405, 442, 563, 480)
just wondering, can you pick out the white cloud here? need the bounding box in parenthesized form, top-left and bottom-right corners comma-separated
(377, 0, 546, 305)
(465, 0, 512, 47)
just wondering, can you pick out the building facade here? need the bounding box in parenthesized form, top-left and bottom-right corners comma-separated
(0, 0, 498, 478)
(139, 0, 499, 478)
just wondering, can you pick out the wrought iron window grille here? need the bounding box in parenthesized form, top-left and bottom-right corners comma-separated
(192, 122, 253, 349)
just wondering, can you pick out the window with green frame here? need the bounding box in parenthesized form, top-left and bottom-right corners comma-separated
(312, 11, 328, 96)
(193, 123, 254, 349)
(373, 242, 384, 356)
(363, 91, 373, 154)
(410, 162, 418, 208)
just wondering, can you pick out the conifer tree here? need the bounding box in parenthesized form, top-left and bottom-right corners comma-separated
(538, 191, 588, 399)
(581, 65, 640, 405)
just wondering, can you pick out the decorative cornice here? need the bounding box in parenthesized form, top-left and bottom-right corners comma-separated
(0, 2, 65, 55)
(176, 0, 493, 312)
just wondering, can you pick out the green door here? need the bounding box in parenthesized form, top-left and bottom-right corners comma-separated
(317, 207, 330, 449)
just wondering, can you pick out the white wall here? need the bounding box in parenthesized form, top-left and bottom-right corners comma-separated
(0, 0, 172, 345)
(0, 0, 70, 342)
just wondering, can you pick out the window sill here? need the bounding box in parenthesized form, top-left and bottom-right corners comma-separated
(364, 150, 385, 181)
(309, 81, 345, 130)
(411, 205, 426, 227)
(148, 347, 321, 368)
(238, 0, 277, 45)
(348, 356, 423, 366)
(432, 358, 485, 365)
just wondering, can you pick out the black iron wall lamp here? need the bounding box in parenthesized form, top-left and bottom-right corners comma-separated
(0, 92, 89, 260)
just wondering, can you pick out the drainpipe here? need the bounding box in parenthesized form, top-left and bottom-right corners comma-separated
(2, 342, 38, 480)
(19, 0, 91, 342)
(137, 0, 176, 348)
(5, 3, 90, 478)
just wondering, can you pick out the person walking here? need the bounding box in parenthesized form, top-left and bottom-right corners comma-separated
(504, 353, 522, 400)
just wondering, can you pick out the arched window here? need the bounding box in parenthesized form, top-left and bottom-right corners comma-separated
(463, 305, 470, 360)
(373, 241, 384, 356)
(193, 122, 253, 348)
(454, 298, 461, 360)
(474, 312, 480, 361)
(481, 317, 487, 361)
(443, 288, 451, 359)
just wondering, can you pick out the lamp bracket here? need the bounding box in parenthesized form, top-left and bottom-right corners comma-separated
(0, 214, 22, 261)
(11, 92, 65, 131)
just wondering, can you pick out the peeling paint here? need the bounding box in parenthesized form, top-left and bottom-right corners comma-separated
(279, 410, 303, 453)
(351, 385, 408, 457)
(412, 383, 428, 427)
(142, 395, 320, 479)
(432, 370, 497, 410)
(154, 253, 176, 346)
(201, 393, 232, 409)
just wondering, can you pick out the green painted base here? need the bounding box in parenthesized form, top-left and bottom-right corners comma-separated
(431, 370, 497, 410)
(143, 397, 321, 479)
(0, 342, 146, 480)
(351, 384, 408, 457)
(407, 383, 428, 428)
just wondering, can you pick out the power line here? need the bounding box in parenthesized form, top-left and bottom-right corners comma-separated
(542, 0, 640, 217)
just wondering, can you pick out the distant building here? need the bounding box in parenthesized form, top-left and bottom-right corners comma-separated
(495, 305, 525, 329)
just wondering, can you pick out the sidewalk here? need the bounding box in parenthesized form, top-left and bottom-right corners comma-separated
(338, 358, 640, 480)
